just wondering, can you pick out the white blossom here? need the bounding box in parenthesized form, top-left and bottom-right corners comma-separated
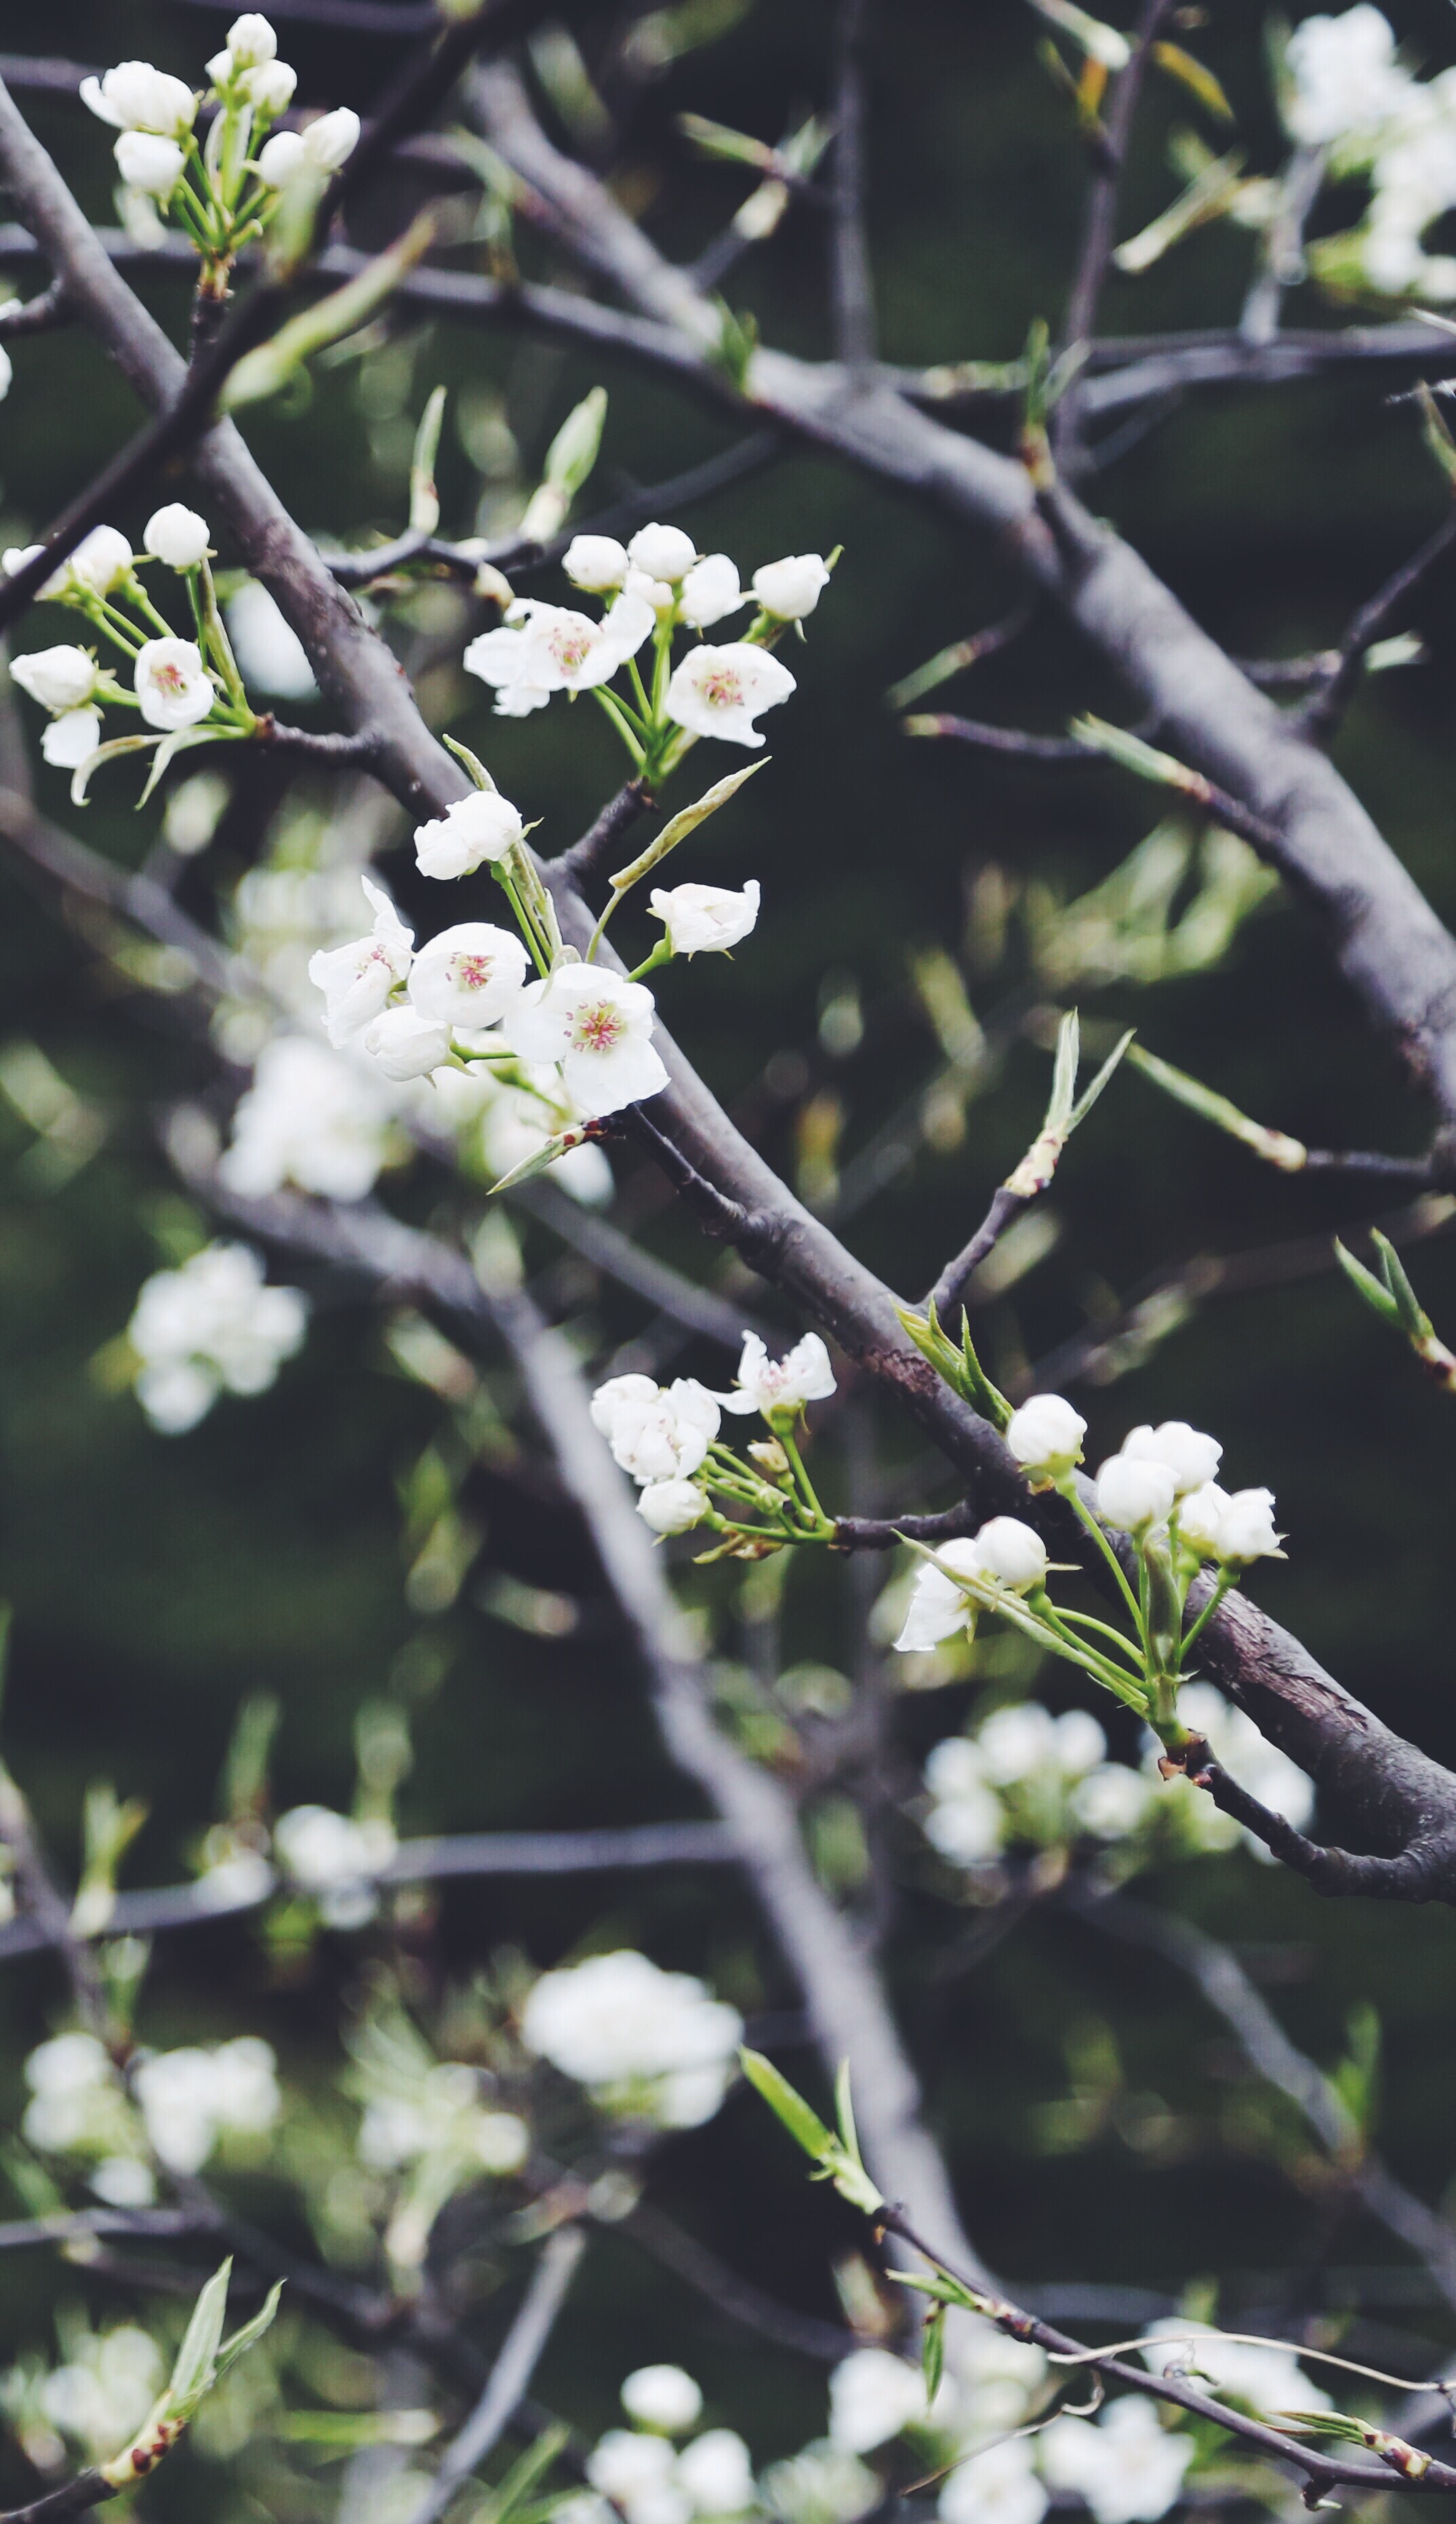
(36, 2325, 163, 2463)
(1039, 2399, 1192, 2524)
(1095, 1454, 1175, 1532)
(590, 1373, 660, 1439)
(752, 555, 830, 620)
(938, 2438, 1047, 2524)
(226, 580, 319, 699)
(979, 1702, 1104, 1787)
(923, 1738, 1004, 1864)
(256, 129, 306, 184)
(1004, 1393, 1087, 1481)
(665, 643, 796, 748)
(413, 789, 523, 880)
(80, 62, 199, 137)
(22, 2033, 117, 2155)
(761, 2442, 878, 2524)
(588, 2430, 689, 2524)
(604, 1379, 720, 1483)
(1070, 1763, 1154, 1839)
(144, 503, 210, 568)
(135, 636, 215, 730)
(408, 923, 529, 1028)
(628, 523, 697, 582)
(502, 966, 668, 1120)
(650, 880, 761, 956)
(90, 2158, 157, 2209)
(1174, 1480, 1228, 1557)
(227, 14, 277, 66)
(128, 1240, 308, 1433)
(133, 2036, 280, 2174)
(626, 567, 677, 614)
(41, 707, 103, 769)
(564, 535, 629, 592)
(895, 1540, 985, 1653)
(274, 1803, 397, 1926)
(521, 1948, 743, 2128)
(829, 2349, 945, 2451)
(676, 2430, 756, 2515)
(299, 106, 361, 169)
(969, 1516, 1048, 1594)
(220, 1035, 397, 1201)
(716, 1330, 836, 1418)
(357, 2062, 527, 2175)
(636, 1480, 707, 1534)
(10, 646, 98, 712)
(1213, 1485, 1283, 1562)
(679, 554, 746, 629)
(308, 874, 415, 1045)
(363, 1005, 453, 1081)
(622, 2368, 704, 2435)
(115, 132, 184, 197)
(243, 60, 296, 113)
(1283, 5, 1409, 148)
(0, 345, 9, 403)
(1121, 1420, 1221, 1496)
(464, 593, 655, 716)
(67, 525, 134, 597)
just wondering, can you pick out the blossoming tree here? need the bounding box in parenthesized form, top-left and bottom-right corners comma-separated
(7, 7, 1456, 2524)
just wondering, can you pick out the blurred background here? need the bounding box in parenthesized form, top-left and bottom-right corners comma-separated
(5, 0, 1456, 2506)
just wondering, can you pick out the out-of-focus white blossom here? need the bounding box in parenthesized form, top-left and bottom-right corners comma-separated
(665, 643, 795, 748)
(979, 1702, 1104, 1786)
(1070, 1763, 1154, 1839)
(1095, 1454, 1175, 1533)
(464, 595, 655, 716)
(676, 2430, 756, 2515)
(923, 1738, 1004, 1863)
(628, 523, 697, 582)
(33, 2325, 163, 2464)
(622, 2369, 704, 2435)
(226, 580, 319, 699)
(503, 967, 668, 1120)
(296, 106, 361, 169)
(1283, 5, 1409, 147)
(81, 62, 199, 137)
(135, 636, 214, 729)
(563, 535, 629, 592)
(309, 874, 414, 1046)
(938, 2438, 1046, 2524)
(128, 1239, 307, 1433)
(22, 2033, 119, 2156)
(1169, 1685, 1313, 1845)
(828, 2349, 943, 2452)
(752, 555, 830, 620)
(143, 504, 211, 569)
(650, 881, 760, 956)
(413, 788, 523, 880)
(357, 2062, 528, 2176)
(1039, 2398, 1191, 2524)
(226, 14, 277, 66)
(716, 1331, 835, 1419)
(761, 2441, 879, 2524)
(242, 59, 296, 113)
(679, 555, 746, 629)
(274, 1804, 397, 1927)
(220, 1035, 398, 1201)
(521, 1949, 743, 2128)
(1003, 1393, 1085, 1482)
(256, 129, 306, 184)
(132, 2037, 280, 2174)
(1121, 1421, 1221, 1496)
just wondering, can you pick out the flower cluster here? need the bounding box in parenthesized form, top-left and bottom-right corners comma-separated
(7, 504, 255, 790)
(1281, 7, 1456, 298)
(519, 1948, 743, 2129)
(81, 19, 357, 275)
(272, 1802, 398, 1927)
(590, 1333, 837, 1546)
(582, 2367, 756, 2524)
(22, 2029, 280, 2188)
(126, 1240, 308, 1433)
(1, 2322, 164, 2474)
(894, 1397, 1286, 1769)
(464, 521, 830, 780)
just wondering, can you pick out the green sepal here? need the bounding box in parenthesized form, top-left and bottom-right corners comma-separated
(442, 735, 498, 793)
(922, 2302, 946, 2407)
(897, 1300, 1012, 1430)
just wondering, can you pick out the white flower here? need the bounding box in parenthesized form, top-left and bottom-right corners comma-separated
(637, 1479, 709, 1534)
(761, 2443, 878, 2524)
(752, 555, 830, 621)
(1122, 1421, 1221, 1496)
(364, 1005, 453, 1081)
(80, 62, 198, 137)
(716, 1329, 836, 1418)
(665, 643, 795, 748)
(257, 128, 306, 184)
(628, 523, 697, 582)
(828, 2349, 937, 2453)
(226, 580, 318, 698)
(1213, 1485, 1283, 1563)
(502, 966, 668, 1120)
(133, 2036, 280, 2173)
(464, 594, 655, 715)
(970, 1516, 1047, 1594)
(135, 636, 215, 729)
(68, 525, 135, 597)
(220, 1035, 397, 1201)
(227, 13, 277, 66)
(607, 1379, 720, 1483)
(676, 2430, 755, 2516)
(1284, 5, 1409, 148)
(1070, 1763, 1154, 1839)
(300, 106, 361, 169)
(1095, 1454, 1175, 1532)
(308, 874, 414, 1045)
(41, 706, 103, 769)
(1142, 2319, 1330, 2416)
(627, 567, 677, 614)
(1175, 1481, 1228, 1557)
(895, 1539, 984, 1652)
(37, 2325, 164, 2462)
(1004, 1393, 1085, 1481)
(129, 1240, 307, 1432)
(939, 2437, 1047, 2524)
(650, 880, 760, 956)
(90, 2157, 157, 2208)
(10, 645, 98, 711)
(274, 1805, 395, 1927)
(409, 923, 529, 1028)
(622, 2368, 703, 2435)
(590, 1373, 659, 1439)
(521, 1948, 743, 2128)
(413, 789, 523, 879)
(680, 554, 746, 628)
(923, 1738, 1003, 1864)
(243, 60, 296, 113)
(563, 535, 629, 592)
(144, 503, 210, 568)
(115, 132, 184, 196)
(589, 2430, 687, 2524)
(1039, 2399, 1191, 2524)
(0, 344, 9, 403)
(978, 1702, 1105, 1788)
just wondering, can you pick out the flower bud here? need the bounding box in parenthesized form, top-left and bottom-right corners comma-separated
(144, 504, 211, 569)
(256, 129, 305, 184)
(1004, 1392, 1085, 1481)
(636, 1479, 708, 1534)
(747, 1439, 790, 1477)
(115, 132, 185, 197)
(1123, 1420, 1221, 1496)
(301, 107, 360, 170)
(627, 522, 697, 583)
(227, 14, 277, 66)
(10, 645, 98, 711)
(752, 552, 831, 620)
(68, 525, 134, 597)
(1095, 1454, 1175, 1532)
(621, 2367, 703, 2433)
(563, 534, 628, 593)
(970, 1516, 1047, 1594)
(244, 60, 296, 114)
(362, 1006, 452, 1081)
(679, 553, 745, 629)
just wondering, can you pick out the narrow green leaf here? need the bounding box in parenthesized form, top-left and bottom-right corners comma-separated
(222, 212, 438, 410)
(1046, 1007, 1080, 1133)
(410, 386, 448, 534)
(609, 761, 767, 896)
(1068, 1027, 1134, 1130)
(213, 2279, 285, 2386)
(1150, 41, 1235, 121)
(478, 2420, 571, 2524)
(1334, 1237, 1403, 1331)
(443, 735, 498, 793)
(168, 2258, 232, 2416)
(922, 2303, 946, 2406)
(1371, 1230, 1432, 1339)
(737, 2047, 834, 2161)
(1129, 1043, 1307, 1170)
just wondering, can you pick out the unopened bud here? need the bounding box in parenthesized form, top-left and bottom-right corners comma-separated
(748, 1439, 791, 1479)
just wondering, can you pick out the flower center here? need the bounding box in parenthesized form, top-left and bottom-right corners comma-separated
(153, 662, 188, 694)
(547, 625, 595, 673)
(572, 1001, 624, 1054)
(453, 953, 495, 993)
(702, 669, 743, 710)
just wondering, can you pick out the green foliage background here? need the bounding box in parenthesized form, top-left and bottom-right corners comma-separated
(5, 0, 1456, 2498)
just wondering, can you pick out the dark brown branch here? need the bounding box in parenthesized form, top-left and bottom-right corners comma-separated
(925, 1184, 1025, 1323)
(833, 1504, 978, 1551)
(405, 2229, 586, 2524)
(1300, 508, 1456, 744)
(904, 712, 1093, 762)
(550, 780, 653, 884)
(0, 275, 67, 334)
(256, 720, 382, 764)
(0, 2475, 115, 2524)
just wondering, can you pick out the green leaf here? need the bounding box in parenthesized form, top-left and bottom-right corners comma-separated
(1333, 1237, 1403, 1331)
(922, 2304, 946, 2407)
(1371, 1229, 1432, 1339)
(1129, 1043, 1307, 1171)
(409, 386, 448, 535)
(607, 760, 767, 897)
(443, 735, 498, 794)
(1068, 1027, 1134, 1130)
(222, 212, 439, 410)
(168, 2259, 232, 2418)
(1150, 41, 1235, 121)
(487, 1123, 594, 1197)
(897, 1302, 1012, 1429)
(737, 2047, 834, 2160)
(477, 2421, 571, 2524)
(214, 2279, 285, 2388)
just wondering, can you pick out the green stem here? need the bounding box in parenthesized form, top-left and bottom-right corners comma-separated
(591, 685, 647, 769)
(627, 939, 674, 984)
(195, 559, 250, 715)
(124, 575, 180, 641)
(780, 1427, 829, 1529)
(1038, 1602, 1146, 1679)
(1062, 1485, 1146, 1639)
(1177, 1567, 1235, 1666)
(498, 870, 552, 980)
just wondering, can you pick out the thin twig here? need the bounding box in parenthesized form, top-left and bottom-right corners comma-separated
(1300, 508, 1456, 744)
(1053, 0, 1175, 459)
(926, 1184, 1025, 1325)
(405, 2229, 586, 2524)
(830, 0, 875, 377)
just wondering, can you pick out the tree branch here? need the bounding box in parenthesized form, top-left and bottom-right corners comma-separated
(405, 2229, 586, 2524)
